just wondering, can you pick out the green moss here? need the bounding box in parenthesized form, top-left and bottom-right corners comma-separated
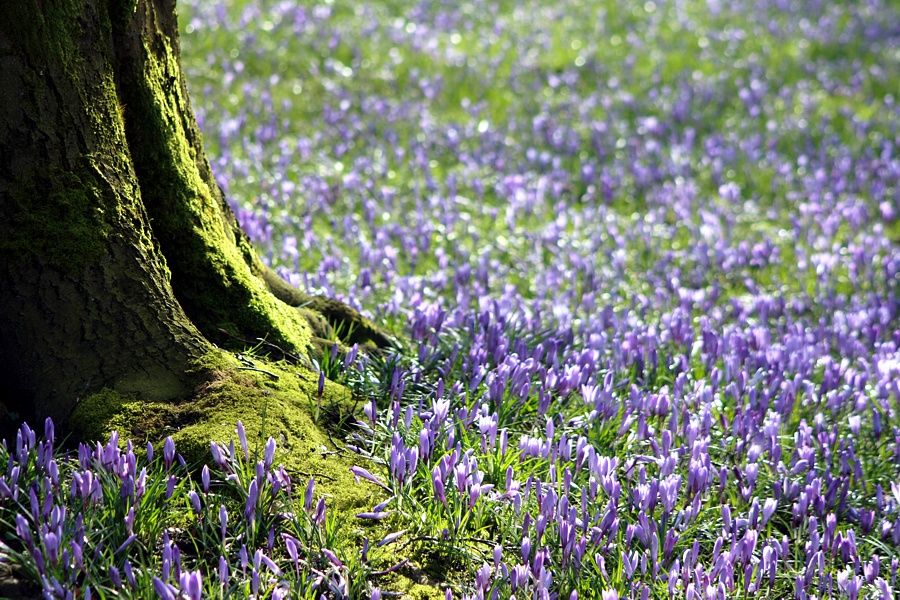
(66, 388, 136, 444)
(113, 18, 314, 355)
(0, 167, 113, 272)
(393, 582, 444, 600)
(376, 568, 445, 600)
(0, 0, 131, 274)
(0, 0, 81, 68)
(67, 354, 374, 513)
(0, 0, 165, 277)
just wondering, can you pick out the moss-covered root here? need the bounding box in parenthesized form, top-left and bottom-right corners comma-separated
(260, 265, 401, 352)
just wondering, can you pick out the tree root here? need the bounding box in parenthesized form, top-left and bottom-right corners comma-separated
(260, 265, 401, 353)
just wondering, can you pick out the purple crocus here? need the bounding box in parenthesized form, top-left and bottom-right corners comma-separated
(244, 478, 259, 521)
(152, 577, 175, 600)
(376, 530, 407, 547)
(264, 437, 276, 470)
(304, 477, 315, 512)
(220, 505, 228, 542)
(163, 437, 175, 470)
(210, 441, 227, 469)
(179, 571, 202, 600)
(350, 466, 392, 491)
(236, 421, 249, 460)
(218, 556, 229, 584)
(314, 497, 327, 525)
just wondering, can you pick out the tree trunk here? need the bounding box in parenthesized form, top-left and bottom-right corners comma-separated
(0, 0, 372, 429)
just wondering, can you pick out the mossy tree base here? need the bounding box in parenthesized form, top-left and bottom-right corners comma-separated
(0, 2, 425, 595)
(66, 351, 446, 600)
(0, 0, 390, 428)
(67, 350, 373, 512)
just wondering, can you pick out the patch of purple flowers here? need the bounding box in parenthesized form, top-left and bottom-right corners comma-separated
(179, 0, 899, 596)
(3, 0, 900, 597)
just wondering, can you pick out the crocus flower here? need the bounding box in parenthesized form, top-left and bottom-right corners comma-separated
(107, 567, 122, 588)
(305, 477, 315, 512)
(245, 478, 259, 521)
(210, 441, 226, 469)
(762, 498, 777, 526)
(376, 530, 407, 547)
(152, 578, 175, 600)
(115, 534, 137, 555)
(356, 511, 393, 520)
(220, 505, 228, 542)
(179, 571, 202, 600)
(264, 437, 276, 470)
(314, 497, 327, 525)
(218, 556, 229, 584)
(350, 466, 392, 491)
(323, 548, 343, 567)
(237, 421, 249, 460)
(163, 437, 175, 470)
(283, 533, 300, 573)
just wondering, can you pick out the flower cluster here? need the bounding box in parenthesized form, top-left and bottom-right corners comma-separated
(177, 0, 900, 596)
(3, 0, 900, 597)
(0, 421, 381, 598)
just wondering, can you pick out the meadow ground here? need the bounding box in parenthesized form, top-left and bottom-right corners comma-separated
(2, 0, 900, 598)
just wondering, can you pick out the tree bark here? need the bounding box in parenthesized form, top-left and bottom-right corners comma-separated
(110, 0, 318, 353)
(0, 0, 371, 428)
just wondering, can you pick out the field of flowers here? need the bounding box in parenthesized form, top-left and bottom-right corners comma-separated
(3, 0, 900, 598)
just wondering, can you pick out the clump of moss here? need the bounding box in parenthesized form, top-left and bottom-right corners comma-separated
(67, 352, 372, 513)
(0, 166, 114, 274)
(65, 349, 449, 595)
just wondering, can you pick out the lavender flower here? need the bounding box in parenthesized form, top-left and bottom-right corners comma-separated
(236, 421, 249, 461)
(350, 466, 392, 491)
(163, 437, 175, 470)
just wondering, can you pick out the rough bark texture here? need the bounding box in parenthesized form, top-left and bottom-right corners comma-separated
(110, 0, 317, 353)
(0, 0, 210, 424)
(0, 0, 393, 431)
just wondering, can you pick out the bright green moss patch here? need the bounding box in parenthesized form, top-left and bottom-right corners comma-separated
(384, 580, 445, 600)
(66, 389, 135, 444)
(67, 354, 375, 514)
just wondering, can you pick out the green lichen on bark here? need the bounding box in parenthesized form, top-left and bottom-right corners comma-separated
(112, 0, 314, 354)
(0, 0, 161, 274)
(0, 168, 113, 272)
(0, 0, 81, 67)
(0, 1, 113, 272)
